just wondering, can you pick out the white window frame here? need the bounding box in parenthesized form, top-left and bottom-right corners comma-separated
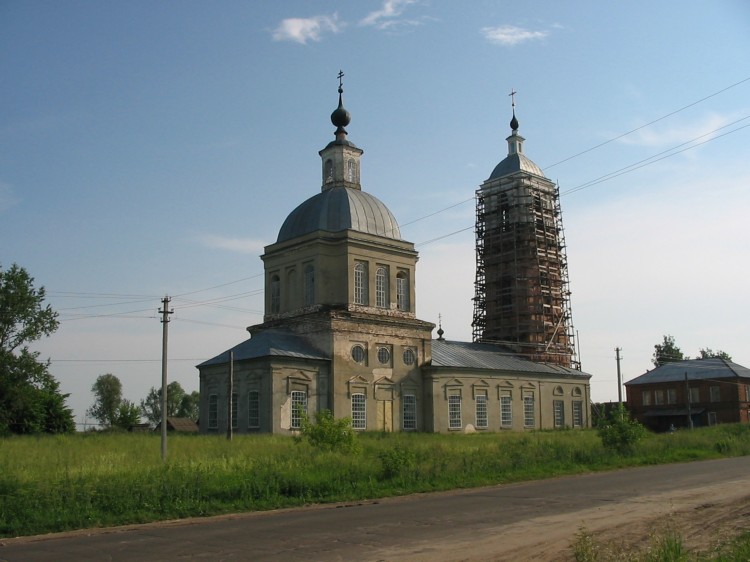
(396, 272, 409, 311)
(500, 395, 512, 428)
(208, 394, 218, 429)
(351, 393, 366, 430)
(354, 262, 368, 305)
(290, 390, 307, 430)
(553, 400, 564, 428)
(475, 395, 488, 428)
(523, 394, 535, 428)
(402, 394, 417, 431)
(375, 266, 388, 308)
(572, 400, 583, 428)
(248, 390, 260, 429)
(377, 346, 391, 366)
(448, 395, 462, 430)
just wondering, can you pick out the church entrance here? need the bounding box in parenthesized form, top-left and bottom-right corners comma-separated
(376, 400, 393, 432)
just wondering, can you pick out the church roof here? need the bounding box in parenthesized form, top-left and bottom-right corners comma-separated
(198, 329, 329, 368)
(430, 339, 589, 377)
(625, 358, 750, 385)
(488, 152, 545, 180)
(276, 186, 401, 243)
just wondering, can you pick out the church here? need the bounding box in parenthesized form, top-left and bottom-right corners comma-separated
(197, 79, 592, 434)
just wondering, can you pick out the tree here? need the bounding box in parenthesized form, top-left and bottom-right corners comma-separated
(0, 263, 74, 434)
(116, 400, 141, 430)
(140, 381, 188, 426)
(652, 334, 686, 367)
(87, 373, 123, 428)
(597, 404, 646, 454)
(178, 390, 200, 422)
(698, 348, 732, 361)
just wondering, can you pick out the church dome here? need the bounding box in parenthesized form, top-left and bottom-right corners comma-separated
(488, 153, 545, 180)
(277, 186, 401, 243)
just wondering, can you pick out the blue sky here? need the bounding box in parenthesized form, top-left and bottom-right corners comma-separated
(2, 1, 749, 426)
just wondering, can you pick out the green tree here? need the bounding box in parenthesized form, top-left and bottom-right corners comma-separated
(140, 381, 187, 426)
(698, 348, 732, 361)
(0, 263, 74, 435)
(652, 334, 686, 367)
(177, 390, 200, 422)
(115, 400, 141, 430)
(87, 373, 123, 428)
(597, 404, 647, 454)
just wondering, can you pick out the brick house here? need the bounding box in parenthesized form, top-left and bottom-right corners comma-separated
(624, 358, 750, 431)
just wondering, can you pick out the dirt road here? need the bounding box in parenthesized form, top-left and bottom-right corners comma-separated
(2, 457, 750, 561)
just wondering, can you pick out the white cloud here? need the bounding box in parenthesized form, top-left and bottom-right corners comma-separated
(360, 0, 420, 30)
(271, 14, 342, 44)
(0, 181, 19, 212)
(481, 25, 548, 46)
(197, 234, 266, 254)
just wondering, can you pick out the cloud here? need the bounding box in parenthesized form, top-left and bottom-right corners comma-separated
(197, 234, 266, 254)
(360, 0, 420, 30)
(481, 25, 548, 46)
(272, 14, 342, 44)
(0, 181, 20, 212)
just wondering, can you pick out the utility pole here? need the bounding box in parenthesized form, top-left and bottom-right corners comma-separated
(159, 296, 173, 461)
(615, 347, 623, 406)
(227, 351, 234, 441)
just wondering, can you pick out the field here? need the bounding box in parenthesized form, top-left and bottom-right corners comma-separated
(2, 424, 750, 539)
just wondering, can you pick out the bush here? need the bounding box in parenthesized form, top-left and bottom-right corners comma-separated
(597, 405, 646, 454)
(296, 409, 360, 453)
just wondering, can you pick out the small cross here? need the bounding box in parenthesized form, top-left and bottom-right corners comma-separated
(337, 70, 345, 89)
(509, 88, 517, 109)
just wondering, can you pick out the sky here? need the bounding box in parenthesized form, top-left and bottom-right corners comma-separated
(2, 1, 749, 428)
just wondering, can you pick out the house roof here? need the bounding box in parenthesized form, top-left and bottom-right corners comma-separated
(430, 339, 590, 378)
(198, 329, 330, 368)
(625, 358, 750, 386)
(165, 417, 199, 432)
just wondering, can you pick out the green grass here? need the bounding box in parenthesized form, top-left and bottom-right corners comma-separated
(2, 424, 750, 538)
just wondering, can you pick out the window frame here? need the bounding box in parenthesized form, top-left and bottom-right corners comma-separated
(248, 390, 260, 429)
(270, 275, 281, 314)
(290, 390, 307, 430)
(500, 394, 512, 428)
(475, 394, 488, 428)
(375, 266, 389, 308)
(572, 400, 583, 428)
(523, 394, 535, 428)
(351, 393, 366, 430)
(402, 394, 417, 431)
(448, 395, 462, 430)
(553, 399, 564, 428)
(354, 262, 368, 305)
(396, 271, 409, 311)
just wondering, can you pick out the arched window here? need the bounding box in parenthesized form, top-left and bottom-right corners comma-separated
(287, 269, 297, 309)
(396, 271, 409, 311)
(303, 264, 314, 306)
(376, 266, 388, 308)
(324, 159, 334, 183)
(270, 275, 281, 314)
(354, 262, 368, 305)
(347, 159, 356, 182)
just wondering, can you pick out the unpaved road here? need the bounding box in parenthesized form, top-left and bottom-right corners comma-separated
(2, 457, 750, 561)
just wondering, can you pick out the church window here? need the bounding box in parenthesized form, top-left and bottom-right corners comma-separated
(351, 344, 366, 364)
(354, 262, 368, 305)
(377, 346, 391, 365)
(324, 159, 333, 183)
(351, 393, 366, 430)
(402, 394, 417, 430)
(500, 394, 512, 428)
(290, 390, 307, 430)
(402, 347, 416, 366)
(208, 394, 218, 429)
(396, 271, 409, 311)
(523, 394, 535, 428)
(303, 264, 314, 306)
(248, 390, 260, 429)
(572, 400, 583, 428)
(475, 395, 488, 428)
(376, 266, 388, 308)
(448, 395, 462, 429)
(347, 159, 356, 182)
(553, 400, 564, 428)
(270, 275, 280, 314)
(231, 393, 238, 429)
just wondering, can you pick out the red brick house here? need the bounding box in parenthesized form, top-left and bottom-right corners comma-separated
(625, 358, 750, 431)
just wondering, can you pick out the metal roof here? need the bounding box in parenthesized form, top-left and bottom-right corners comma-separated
(625, 358, 750, 386)
(277, 186, 401, 243)
(488, 153, 545, 180)
(430, 339, 590, 377)
(198, 330, 330, 368)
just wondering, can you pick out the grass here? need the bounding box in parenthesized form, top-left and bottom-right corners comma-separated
(2, 424, 750, 538)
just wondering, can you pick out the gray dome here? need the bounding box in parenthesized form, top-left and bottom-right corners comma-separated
(488, 153, 545, 180)
(277, 187, 401, 243)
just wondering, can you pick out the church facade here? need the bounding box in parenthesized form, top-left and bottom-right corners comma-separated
(198, 82, 591, 434)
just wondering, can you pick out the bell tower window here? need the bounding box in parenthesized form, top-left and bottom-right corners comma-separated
(354, 262, 368, 305)
(347, 159, 356, 182)
(303, 264, 315, 306)
(270, 275, 280, 314)
(376, 266, 388, 308)
(324, 159, 334, 183)
(397, 271, 410, 311)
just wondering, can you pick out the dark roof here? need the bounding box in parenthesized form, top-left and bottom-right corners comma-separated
(430, 339, 590, 377)
(625, 358, 750, 386)
(488, 153, 545, 180)
(276, 186, 401, 243)
(165, 417, 199, 432)
(198, 330, 330, 368)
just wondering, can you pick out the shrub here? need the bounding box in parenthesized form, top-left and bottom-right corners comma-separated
(379, 445, 417, 480)
(296, 409, 360, 453)
(597, 405, 646, 454)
